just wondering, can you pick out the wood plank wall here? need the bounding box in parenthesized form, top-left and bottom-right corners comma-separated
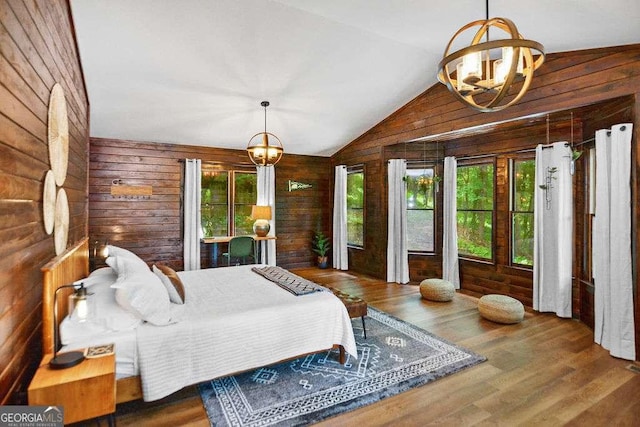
(89, 138, 332, 271)
(332, 44, 640, 357)
(0, 0, 89, 403)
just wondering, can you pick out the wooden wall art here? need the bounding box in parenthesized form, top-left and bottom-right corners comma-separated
(45, 83, 70, 254)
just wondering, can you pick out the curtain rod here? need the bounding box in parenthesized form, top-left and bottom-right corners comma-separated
(177, 159, 254, 168)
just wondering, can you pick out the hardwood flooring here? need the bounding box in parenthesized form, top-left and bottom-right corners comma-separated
(103, 269, 640, 427)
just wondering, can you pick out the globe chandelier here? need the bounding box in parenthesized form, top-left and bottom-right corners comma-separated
(247, 101, 284, 166)
(437, 1, 545, 112)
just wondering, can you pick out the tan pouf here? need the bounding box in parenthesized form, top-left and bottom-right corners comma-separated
(419, 278, 455, 302)
(478, 294, 524, 324)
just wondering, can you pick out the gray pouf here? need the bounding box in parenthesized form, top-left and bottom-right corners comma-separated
(419, 278, 455, 302)
(478, 294, 524, 324)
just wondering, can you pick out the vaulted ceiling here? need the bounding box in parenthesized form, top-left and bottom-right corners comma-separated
(70, 0, 640, 156)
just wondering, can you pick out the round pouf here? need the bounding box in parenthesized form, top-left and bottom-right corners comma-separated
(478, 294, 524, 324)
(419, 278, 455, 302)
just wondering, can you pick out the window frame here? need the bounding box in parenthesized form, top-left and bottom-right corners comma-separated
(346, 165, 365, 249)
(405, 162, 437, 254)
(509, 156, 535, 268)
(200, 166, 256, 238)
(455, 159, 496, 263)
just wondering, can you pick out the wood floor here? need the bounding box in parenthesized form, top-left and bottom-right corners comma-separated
(103, 268, 640, 427)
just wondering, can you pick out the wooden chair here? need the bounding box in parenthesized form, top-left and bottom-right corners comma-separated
(223, 236, 256, 266)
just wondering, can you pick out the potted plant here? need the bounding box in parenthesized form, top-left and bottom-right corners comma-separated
(312, 230, 331, 269)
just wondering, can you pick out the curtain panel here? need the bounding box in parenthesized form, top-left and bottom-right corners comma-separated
(532, 142, 573, 318)
(333, 165, 348, 270)
(183, 159, 201, 271)
(443, 156, 460, 288)
(593, 123, 635, 360)
(257, 166, 276, 266)
(386, 159, 409, 284)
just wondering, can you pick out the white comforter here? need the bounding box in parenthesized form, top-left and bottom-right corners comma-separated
(136, 265, 357, 401)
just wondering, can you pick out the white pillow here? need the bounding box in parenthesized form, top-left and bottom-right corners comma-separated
(89, 266, 117, 279)
(106, 245, 149, 272)
(63, 272, 141, 337)
(106, 255, 149, 277)
(153, 265, 183, 304)
(111, 268, 177, 326)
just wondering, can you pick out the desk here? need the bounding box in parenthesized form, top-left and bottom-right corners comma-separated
(201, 235, 276, 267)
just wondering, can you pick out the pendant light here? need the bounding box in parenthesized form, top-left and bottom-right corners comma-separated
(247, 101, 284, 166)
(437, 1, 545, 112)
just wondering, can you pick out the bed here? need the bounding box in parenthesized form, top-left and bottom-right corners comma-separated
(42, 238, 357, 402)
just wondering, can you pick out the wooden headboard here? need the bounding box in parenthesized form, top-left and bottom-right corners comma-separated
(41, 238, 90, 355)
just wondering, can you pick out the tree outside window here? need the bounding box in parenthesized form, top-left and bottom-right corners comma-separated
(200, 169, 256, 237)
(234, 172, 257, 235)
(201, 171, 228, 237)
(347, 169, 364, 247)
(457, 163, 494, 259)
(405, 167, 435, 252)
(511, 159, 535, 266)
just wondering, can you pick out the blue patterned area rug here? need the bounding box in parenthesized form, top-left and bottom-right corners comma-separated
(198, 307, 485, 426)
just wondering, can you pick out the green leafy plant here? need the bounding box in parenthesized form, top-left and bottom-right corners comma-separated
(312, 231, 331, 257)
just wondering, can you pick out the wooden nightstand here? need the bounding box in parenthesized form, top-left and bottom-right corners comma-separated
(28, 352, 116, 425)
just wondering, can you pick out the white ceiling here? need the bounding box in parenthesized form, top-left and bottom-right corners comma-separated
(70, 0, 640, 157)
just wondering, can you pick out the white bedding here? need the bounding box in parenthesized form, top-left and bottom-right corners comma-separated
(61, 264, 357, 402)
(137, 265, 357, 401)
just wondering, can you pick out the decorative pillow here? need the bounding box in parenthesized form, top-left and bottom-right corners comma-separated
(154, 264, 186, 304)
(109, 257, 178, 326)
(106, 245, 149, 272)
(153, 265, 184, 304)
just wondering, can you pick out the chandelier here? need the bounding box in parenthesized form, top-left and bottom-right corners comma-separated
(247, 101, 284, 166)
(437, 10, 545, 112)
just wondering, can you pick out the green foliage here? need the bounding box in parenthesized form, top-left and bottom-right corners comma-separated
(347, 172, 364, 246)
(312, 231, 331, 257)
(512, 159, 535, 265)
(456, 164, 494, 259)
(200, 170, 256, 237)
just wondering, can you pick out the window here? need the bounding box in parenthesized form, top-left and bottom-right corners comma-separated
(405, 166, 436, 252)
(510, 159, 535, 266)
(457, 162, 494, 259)
(347, 168, 364, 247)
(201, 168, 256, 237)
(233, 172, 257, 235)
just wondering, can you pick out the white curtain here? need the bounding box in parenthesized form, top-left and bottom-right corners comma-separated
(257, 166, 276, 266)
(593, 123, 635, 360)
(533, 142, 573, 318)
(387, 159, 409, 284)
(333, 165, 348, 270)
(443, 156, 460, 289)
(183, 159, 201, 271)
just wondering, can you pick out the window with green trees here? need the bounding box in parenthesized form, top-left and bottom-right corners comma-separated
(347, 169, 364, 247)
(200, 169, 256, 237)
(457, 162, 494, 259)
(511, 158, 535, 266)
(405, 166, 436, 252)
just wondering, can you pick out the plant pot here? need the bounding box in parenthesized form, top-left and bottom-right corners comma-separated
(317, 256, 329, 269)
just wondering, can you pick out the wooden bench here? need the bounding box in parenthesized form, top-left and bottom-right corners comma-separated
(328, 288, 368, 338)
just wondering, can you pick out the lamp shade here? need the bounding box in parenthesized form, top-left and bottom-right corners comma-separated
(251, 205, 272, 220)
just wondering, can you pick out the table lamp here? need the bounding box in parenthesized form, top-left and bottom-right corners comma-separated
(251, 205, 272, 237)
(50, 283, 89, 369)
